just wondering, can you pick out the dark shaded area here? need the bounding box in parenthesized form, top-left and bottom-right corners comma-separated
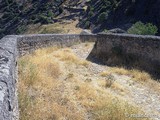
(78, 0, 160, 34)
(0, 0, 88, 39)
(87, 47, 160, 80)
(0, 0, 68, 38)
(87, 34, 160, 80)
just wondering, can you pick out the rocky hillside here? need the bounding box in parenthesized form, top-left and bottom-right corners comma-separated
(0, 0, 87, 38)
(0, 0, 160, 37)
(0, 0, 62, 38)
(78, 0, 160, 33)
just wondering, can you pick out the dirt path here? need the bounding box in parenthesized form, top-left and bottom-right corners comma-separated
(71, 42, 160, 120)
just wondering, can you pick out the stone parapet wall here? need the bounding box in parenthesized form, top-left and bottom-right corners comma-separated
(1, 33, 160, 120)
(89, 33, 160, 77)
(0, 34, 96, 120)
(0, 36, 18, 120)
(18, 34, 97, 56)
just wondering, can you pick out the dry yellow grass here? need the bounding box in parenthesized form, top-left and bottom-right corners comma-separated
(18, 46, 149, 120)
(97, 75, 126, 95)
(24, 20, 82, 34)
(100, 67, 160, 92)
(100, 67, 151, 82)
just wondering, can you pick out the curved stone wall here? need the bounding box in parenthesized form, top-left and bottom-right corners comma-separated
(1, 33, 160, 119)
(0, 34, 96, 120)
(0, 36, 18, 120)
(18, 34, 97, 56)
(88, 33, 160, 78)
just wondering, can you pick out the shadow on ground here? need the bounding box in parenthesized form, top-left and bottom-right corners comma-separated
(86, 45, 160, 81)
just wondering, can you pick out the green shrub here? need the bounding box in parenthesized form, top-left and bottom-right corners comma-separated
(88, 11, 94, 17)
(103, 29, 108, 33)
(90, 6, 94, 11)
(84, 21, 90, 29)
(48, 10, 54, 17)
(97, 12, 108, 23)
(127, 21, 158, 35)
(16, 25, 26, 34)
(38, 15, 52, 24)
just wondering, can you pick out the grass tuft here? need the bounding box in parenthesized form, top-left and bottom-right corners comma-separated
(100, 67, 152, 82)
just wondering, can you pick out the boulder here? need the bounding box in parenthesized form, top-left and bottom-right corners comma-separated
(80, 29, 92, 35)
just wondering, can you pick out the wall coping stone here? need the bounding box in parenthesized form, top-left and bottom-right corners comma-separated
(98, 33, 160, 41)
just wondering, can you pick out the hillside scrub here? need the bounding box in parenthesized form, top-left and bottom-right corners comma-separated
(0, 0, 85, 38)
(79, 0, 160, 34)
(0, 0, 64, 37)
(127, 21, 158, 35)
(24, 20, 82, 34)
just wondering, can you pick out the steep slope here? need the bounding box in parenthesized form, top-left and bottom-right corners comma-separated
(78, 0, 160, 33)
(0, 0, 64, 38)
(0, 0, 87, 38)
(1, 0, 160, 37)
